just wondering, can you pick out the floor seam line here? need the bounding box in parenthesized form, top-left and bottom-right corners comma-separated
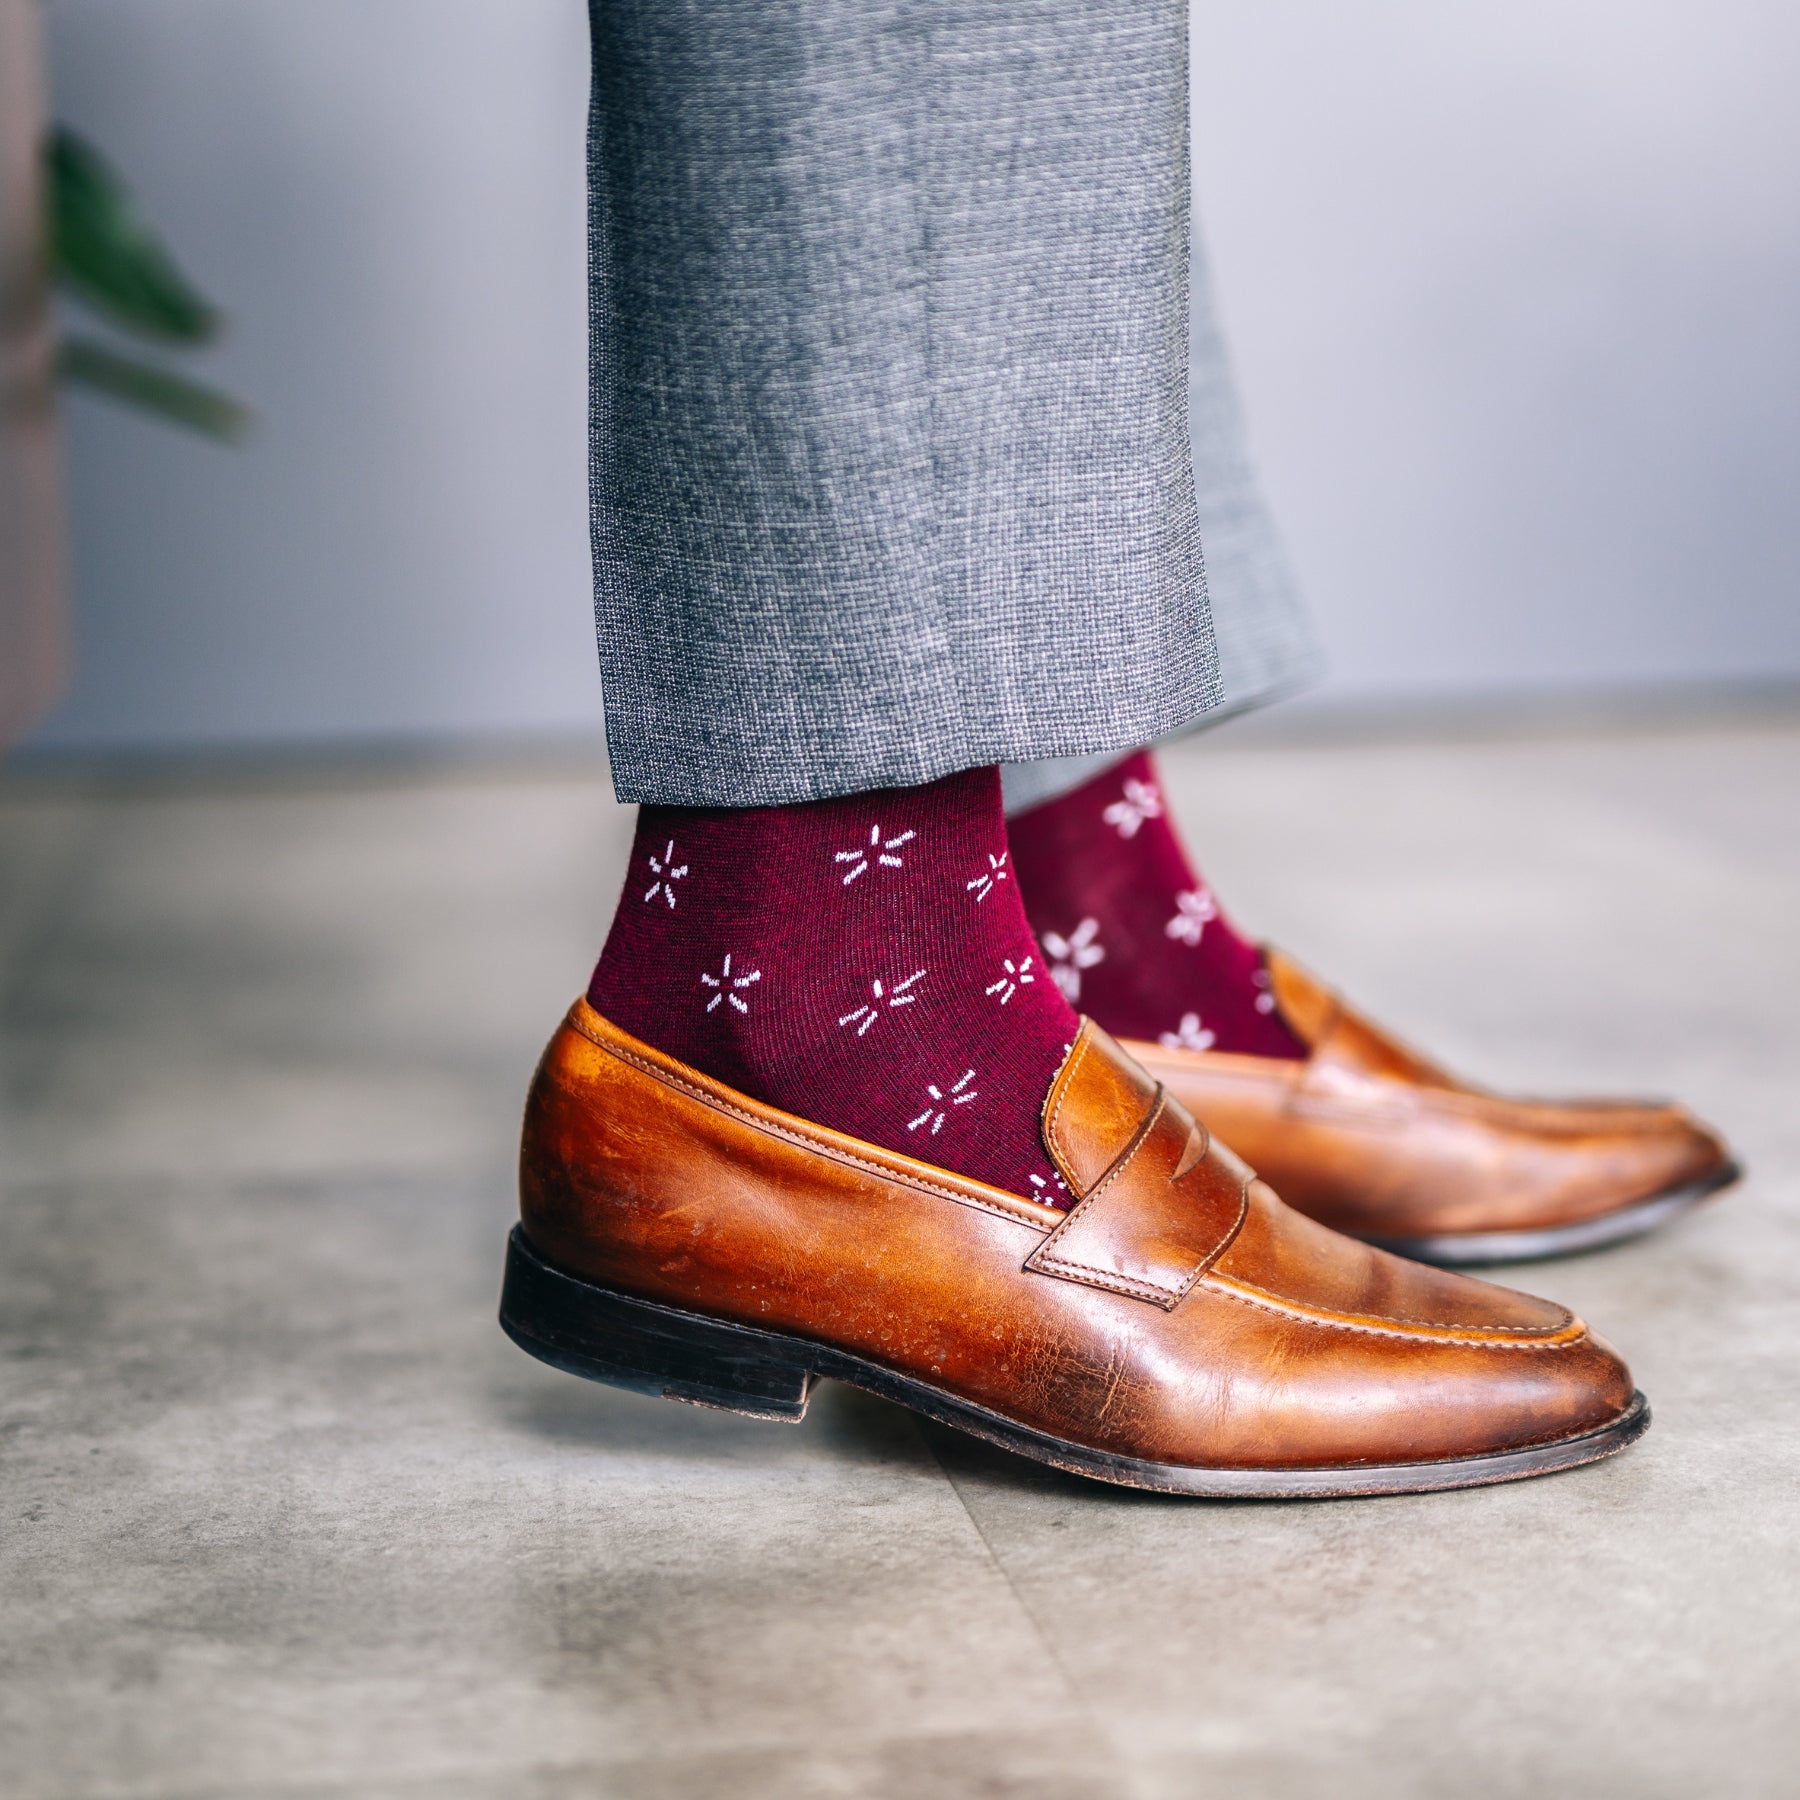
(914, 1420, 1124, 1770)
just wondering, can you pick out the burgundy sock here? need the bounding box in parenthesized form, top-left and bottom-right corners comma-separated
(588, 766, 1081, 1205)
(1007, 750, 1307, 1059)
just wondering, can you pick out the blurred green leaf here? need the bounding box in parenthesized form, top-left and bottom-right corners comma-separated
(58, 337, 250, 442)
(47, 126, 221, 344)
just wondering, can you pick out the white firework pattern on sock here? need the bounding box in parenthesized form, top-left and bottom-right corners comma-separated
(907, 1069, 978, 1134)
(966, 851, 1009, 901)
(700, 952, 761, 1014)
(1165, 886, 1217, 946)
(1252, 965, 1277, 1013)
(1102, 776, 1163, 839)
(1041, 917, 1104, 1002)
(838, 969, 926, 1036)
(1028, 1169, 1069, 1202)
(643, 840, 688, 908)
(1159, 1011, 1216, 1051)
(983, 954, 1036, 1004)
(833, 823, 916, 885)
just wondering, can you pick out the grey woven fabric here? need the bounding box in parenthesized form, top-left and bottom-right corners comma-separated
(1001, 219, 1324, 813)
(589, 0, 1221, 806)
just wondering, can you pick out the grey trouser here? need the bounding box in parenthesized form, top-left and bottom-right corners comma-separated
(588, 0, 1318, 808)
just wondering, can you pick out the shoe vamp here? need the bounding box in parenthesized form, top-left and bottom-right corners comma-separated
(1157, 1059, 1714, 1237)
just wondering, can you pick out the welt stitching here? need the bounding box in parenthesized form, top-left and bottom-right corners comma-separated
(1202, 1278, 1583, 1347)
(573, 1016, 1049, 1233)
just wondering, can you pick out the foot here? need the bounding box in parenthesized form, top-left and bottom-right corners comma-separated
(1129, 948, 1738, 1265)
(587, 766, 1081, 1205)
(1010, 753, 1738, 1264)
(504, 1005, 1645, 1496)
(1007, 749, 1306, 1058)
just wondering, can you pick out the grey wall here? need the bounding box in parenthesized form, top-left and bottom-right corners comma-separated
(27, 0, 1800, 753)
(34, 0, 599, 752)
(1190, 0, 1800, 701)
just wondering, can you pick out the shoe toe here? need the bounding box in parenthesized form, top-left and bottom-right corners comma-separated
(1551, 1099, 1736, 1220)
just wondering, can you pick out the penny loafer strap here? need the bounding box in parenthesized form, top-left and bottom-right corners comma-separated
(1027, 1080, 1251, 1311)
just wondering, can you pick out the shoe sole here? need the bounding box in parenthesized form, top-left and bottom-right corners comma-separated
(499, 1227, 1650, 1499)
(1359, 1161, 1742, 1268)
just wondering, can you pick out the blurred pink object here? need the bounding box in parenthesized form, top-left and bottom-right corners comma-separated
(0, 0, 68, 751)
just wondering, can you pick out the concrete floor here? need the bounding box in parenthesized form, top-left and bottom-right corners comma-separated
(3, 722, 1797, 1799)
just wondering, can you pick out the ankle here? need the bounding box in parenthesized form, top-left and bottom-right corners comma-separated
(1008, 751, 1306, 1059)
(588, 767, 1080, 1202)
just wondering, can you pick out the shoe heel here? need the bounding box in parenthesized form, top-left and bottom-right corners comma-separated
(498, 1226, 814, 1421)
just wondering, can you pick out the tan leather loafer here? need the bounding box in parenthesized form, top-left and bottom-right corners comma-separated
(1126, 949, 1738, 1267)
(500, 999, 1646, 1498)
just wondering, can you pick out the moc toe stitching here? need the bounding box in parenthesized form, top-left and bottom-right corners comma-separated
(1195, 1276, 1585, 1346)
